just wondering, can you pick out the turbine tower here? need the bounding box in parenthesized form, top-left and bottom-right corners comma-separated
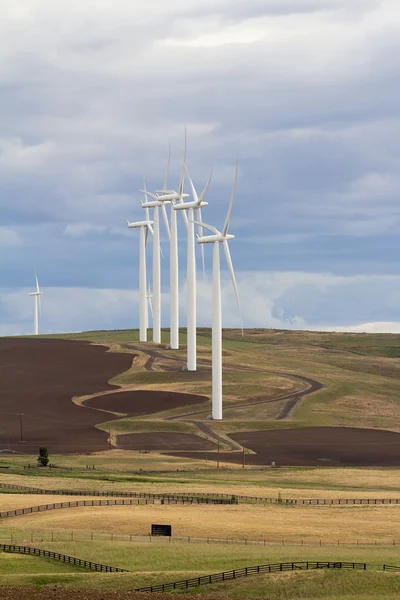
(146, 283, 153, 330)
(195, 162, 242, 419)
(28, 272, 42, 336)
(174, 164, 212, 371)
(127, 191, 154, 342)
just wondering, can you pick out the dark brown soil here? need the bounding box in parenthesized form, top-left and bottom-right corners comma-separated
(0, 338, 133, 453)
(85, 390, 208, 416)
(168, 427, 400, 466)
(117, 432, 217, 450)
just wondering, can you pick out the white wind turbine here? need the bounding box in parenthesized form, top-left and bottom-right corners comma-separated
(28, 272, 42, 336)
(141, 134, 189, 350)
(127, 189, 154, 342)
(194, 162, 242, 419)
(140, 151, 173, 344)
(174, 163, 212, 371)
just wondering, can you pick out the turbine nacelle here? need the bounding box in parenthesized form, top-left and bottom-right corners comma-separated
(174, 200, 208, 211)
(28, 292, 41, 296)
(127, 220, 154, 229)
(197, 232, 235, 244)
(140, 190, 189, 203)
(141, 199, 172, 208)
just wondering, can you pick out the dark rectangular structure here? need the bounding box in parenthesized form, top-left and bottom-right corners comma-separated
(151, 524, 172, 537)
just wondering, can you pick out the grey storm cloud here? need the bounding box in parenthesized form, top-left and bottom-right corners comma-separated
(1, 0, 400, 333)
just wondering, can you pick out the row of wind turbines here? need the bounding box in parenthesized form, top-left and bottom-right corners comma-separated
(128, 135, 241, 420)
(28, 136, 241, 420)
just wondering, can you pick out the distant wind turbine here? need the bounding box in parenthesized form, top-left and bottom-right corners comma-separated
(28, 272, 42, 336)
(194, 162, 242, 419)
(127, 186, 154, 342)
(140, 130, 189, 350)
(140, 148, 173, 344)
(174, 163, 212, 371)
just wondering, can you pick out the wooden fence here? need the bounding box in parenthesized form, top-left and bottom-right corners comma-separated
(1, 544, 399, 588)
(135, 561, 367, 592)
(0, 543, 127, 572)
(0, 483, 233, 504)
(0, 496, 234, 521)
(2, 482, 399, 505)
(1, 529, 399, 548)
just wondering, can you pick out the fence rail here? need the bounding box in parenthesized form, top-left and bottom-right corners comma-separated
(1, 529, 399, 548)
(0, 543, 127, 572)
(0, 496, 234, 521)
(2, 482, 400, 506)
(1, 543, 399, 588)
(0, 483, 233, 504)
(135, 561, 370, 592)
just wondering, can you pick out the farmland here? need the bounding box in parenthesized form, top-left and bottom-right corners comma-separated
(1, 328, 400, 598)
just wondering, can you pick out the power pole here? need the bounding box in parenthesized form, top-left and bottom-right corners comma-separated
(19, 413, 24, 443)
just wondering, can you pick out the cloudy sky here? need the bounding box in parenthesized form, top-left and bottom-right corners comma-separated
(1, 0, 400, 335)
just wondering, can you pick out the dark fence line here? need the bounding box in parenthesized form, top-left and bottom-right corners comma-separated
(1, 530, 399, 548)
(0, 483, 234, 504)
(0, 495, 237, 521)
(0, 543, 127, 572)
(135, 561, 368, 592)
(136, 561, 400, 592)
(2, 482, 400, 506)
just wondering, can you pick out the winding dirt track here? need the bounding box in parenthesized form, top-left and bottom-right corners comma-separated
(119, 344, 324, 452)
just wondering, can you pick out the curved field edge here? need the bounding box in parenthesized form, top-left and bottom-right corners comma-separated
(54, 328, 400, 434)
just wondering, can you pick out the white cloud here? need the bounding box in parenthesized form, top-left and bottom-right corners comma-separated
(0, 227, 22, 247)
(2, 269, 400, 336)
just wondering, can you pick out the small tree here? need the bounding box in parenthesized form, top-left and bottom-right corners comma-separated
(37, 446, 49, 467)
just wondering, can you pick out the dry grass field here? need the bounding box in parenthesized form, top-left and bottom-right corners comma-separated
(2, 328, 400, 597)
(2, 502, 400, 544)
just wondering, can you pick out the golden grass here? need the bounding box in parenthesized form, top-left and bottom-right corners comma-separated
(4, 503, 400, 544)
(0, 494, 112, 512)
(3, 464, 400, 499)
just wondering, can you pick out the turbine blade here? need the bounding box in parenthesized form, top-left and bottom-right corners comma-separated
(198, 169, 213, 204)
(191, 220, 219, 235)
(35, 271, 39, 294)
(163, 142, 171, 192)
(148, 294, 154, 318)
(196, 207, 206, 279)
(223, 239, 243, 336)
(161, 203, 171, 241)
(140, 190, 158, 201)
(222, 160, 238, 236)
(142, 176, 148, 204)
(148, 223, 154, 236)
(145, 226, 149, 247)
(183, 161, 199, 203)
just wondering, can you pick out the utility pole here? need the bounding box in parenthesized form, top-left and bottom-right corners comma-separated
(19, 413, 24, 443)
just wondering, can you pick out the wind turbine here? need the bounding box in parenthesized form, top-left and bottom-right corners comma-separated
(194, 162, 242, 419)
(28, 272, 42, 336)
(127, 188, 154, 342)
(140, 132, 189, 350)
(140, 149, 173, 344)
(174, 163, 212, 371)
